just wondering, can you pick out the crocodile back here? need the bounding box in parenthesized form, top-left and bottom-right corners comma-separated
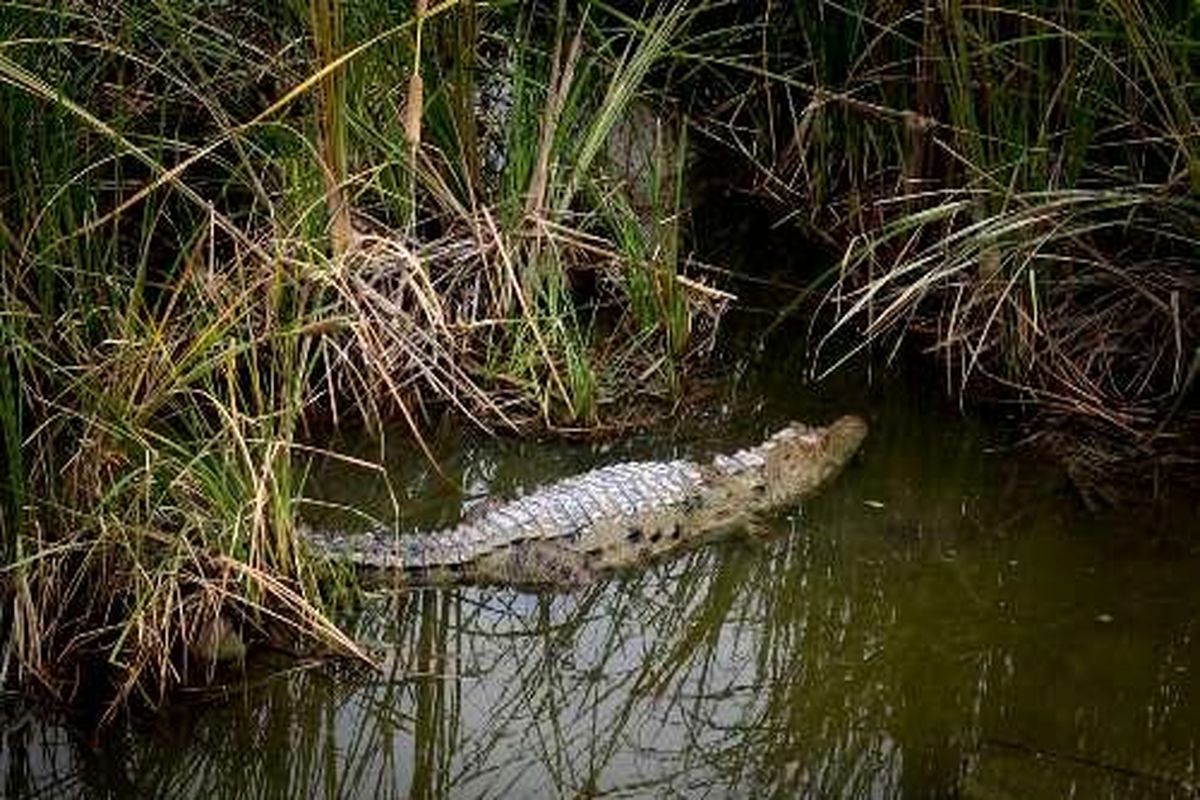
(365, 459, 706, 570)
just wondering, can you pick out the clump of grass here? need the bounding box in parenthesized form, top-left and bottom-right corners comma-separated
(0, 0, 726, 711)
(693, 1, 1198, 457)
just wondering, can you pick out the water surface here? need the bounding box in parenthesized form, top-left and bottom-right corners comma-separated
(4, 368, 1198, 799)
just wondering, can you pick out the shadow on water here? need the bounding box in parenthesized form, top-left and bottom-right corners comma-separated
(4, 364, 1199, 799)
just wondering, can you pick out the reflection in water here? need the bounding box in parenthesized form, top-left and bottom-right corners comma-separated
(4, 372, 1198, 798)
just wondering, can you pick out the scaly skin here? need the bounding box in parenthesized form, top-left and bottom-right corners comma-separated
(303, 415, 867, 587)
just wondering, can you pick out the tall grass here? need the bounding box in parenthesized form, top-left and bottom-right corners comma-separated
(697, 1, 1198, 455)
(0, 0, 717, 710)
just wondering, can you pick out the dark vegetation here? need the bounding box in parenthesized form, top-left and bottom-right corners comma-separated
(0, 0, 1196, 715)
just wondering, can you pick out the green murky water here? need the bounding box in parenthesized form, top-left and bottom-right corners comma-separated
(4, 367, 1198, 799)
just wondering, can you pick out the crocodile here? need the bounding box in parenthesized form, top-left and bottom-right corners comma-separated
(304, 415, 867, 587)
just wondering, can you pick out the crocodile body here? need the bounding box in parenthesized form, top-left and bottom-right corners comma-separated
(305, 415, 867, 586)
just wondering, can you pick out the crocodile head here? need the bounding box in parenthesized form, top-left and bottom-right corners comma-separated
(699, 414, 867, 521)
(759, 414, 868, 505)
